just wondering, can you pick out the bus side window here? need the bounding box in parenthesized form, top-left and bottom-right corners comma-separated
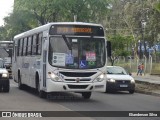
(32, 34, 37, 55)
(20, 38, 24, 56)
(23, 37, 28, 56)
(37, 33, 42, 55)
(17, 39, 20, 56)
(28, 36, 33, 55)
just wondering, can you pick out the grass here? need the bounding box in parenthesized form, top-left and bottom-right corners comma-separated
(113, 62, 160, 75)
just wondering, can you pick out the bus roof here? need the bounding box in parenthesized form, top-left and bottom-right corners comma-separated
(14, 22, 104, 39)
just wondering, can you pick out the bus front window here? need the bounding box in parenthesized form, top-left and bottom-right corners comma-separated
(48, 36, 106, 69)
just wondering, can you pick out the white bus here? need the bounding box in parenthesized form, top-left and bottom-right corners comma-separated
(12, 22, 110, 99)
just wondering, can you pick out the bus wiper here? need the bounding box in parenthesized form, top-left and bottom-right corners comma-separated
(62, 35, 72, 50)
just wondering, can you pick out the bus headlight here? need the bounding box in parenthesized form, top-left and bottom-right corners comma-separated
(48, 72, 62, 82)
(2, 73, 9, 78)
(94, 74, 105, 82)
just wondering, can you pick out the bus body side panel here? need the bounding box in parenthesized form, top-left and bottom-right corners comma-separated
(39, 30, 48, 91)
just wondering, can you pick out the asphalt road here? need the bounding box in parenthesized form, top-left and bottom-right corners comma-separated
(0, 80, 159, 120)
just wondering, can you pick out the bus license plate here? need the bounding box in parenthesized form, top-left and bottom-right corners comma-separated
(120, 85, 128, 87)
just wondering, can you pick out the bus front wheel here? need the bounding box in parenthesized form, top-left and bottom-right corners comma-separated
(38, 82, 47, 98)
(81, 92, 92, 99)
(35, 74, 47, 98)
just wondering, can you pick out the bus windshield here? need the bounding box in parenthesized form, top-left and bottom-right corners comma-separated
(48, 36, 106, 69)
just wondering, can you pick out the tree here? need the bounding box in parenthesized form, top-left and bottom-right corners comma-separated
(108, 34, 133, 65)
(1, 0, 111, 40)
(105, 0, 160, 59)
(14, 0, 110, 24)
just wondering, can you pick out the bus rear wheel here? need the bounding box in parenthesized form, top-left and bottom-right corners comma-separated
(18, 73, 25, 90)
(82, 92, 91, 99)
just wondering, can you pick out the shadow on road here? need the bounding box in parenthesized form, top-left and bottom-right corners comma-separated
(19, 85, 97, 103)
(105, 91, 134, 95)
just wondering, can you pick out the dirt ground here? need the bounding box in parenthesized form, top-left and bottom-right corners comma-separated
(135, 81, 160, 93)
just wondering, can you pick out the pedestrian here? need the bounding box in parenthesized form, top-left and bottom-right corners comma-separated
(140, 63, 144, 76)
(137, 64, 141, 76)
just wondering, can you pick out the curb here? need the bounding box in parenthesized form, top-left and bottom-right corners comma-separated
(135, 80, 160, 85)
(135, 80, 160, 97)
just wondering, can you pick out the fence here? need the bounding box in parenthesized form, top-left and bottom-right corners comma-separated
(108, 55, 160, 75)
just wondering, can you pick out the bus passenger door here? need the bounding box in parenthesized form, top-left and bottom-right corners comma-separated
(41, 36, 47, 90)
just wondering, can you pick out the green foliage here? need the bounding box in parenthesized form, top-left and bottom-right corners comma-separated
(0, 0, 110, 40)
(0, 27, 5, 40)
(14, 0, 110, 24)
(120, 50, 130, 56)
(155, 2, 160, 12)
(108, 34, 133, 57)
(1, 0, 160, 56)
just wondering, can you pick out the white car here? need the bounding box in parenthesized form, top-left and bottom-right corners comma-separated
(0, 58, 10, 92)
(106, 66, 135, 94)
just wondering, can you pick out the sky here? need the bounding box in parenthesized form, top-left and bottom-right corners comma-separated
(0, 0, 14, 26)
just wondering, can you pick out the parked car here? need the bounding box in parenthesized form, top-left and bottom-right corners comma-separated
(0, 58, 10, 92)
(106, 66, 135, 94)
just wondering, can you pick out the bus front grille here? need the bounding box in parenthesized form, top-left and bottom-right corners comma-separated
(67, 85, 88, 89)
(60, 72, 96, 77)
(65, 79, 91, 82)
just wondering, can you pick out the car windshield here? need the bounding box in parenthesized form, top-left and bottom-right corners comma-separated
(107, 67, 128, 75)
(48, 36, 106, 69)
(0, 60, 4, 68)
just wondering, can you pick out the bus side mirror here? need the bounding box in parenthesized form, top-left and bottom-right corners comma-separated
(107, 41, 111, 57)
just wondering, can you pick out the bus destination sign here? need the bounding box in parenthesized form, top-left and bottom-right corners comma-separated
(57, 27, 92, 34)
(49, 25, 104, 36)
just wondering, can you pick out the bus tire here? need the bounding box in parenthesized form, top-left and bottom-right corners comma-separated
(37, 79, 47, 98)
(18, 72, 25, 90)
(39, 90, 47, 98)
(35, 73, 39, 92)
(82, 92, 91, 99)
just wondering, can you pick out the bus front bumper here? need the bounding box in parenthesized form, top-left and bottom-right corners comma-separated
(46, 79, 106, 93)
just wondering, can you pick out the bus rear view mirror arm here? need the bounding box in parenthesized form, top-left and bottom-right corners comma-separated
(107, 41, 111, 57)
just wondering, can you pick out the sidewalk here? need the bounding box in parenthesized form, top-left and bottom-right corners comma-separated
(132, 73, 160, 96)
(132, 73, 160, 85)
